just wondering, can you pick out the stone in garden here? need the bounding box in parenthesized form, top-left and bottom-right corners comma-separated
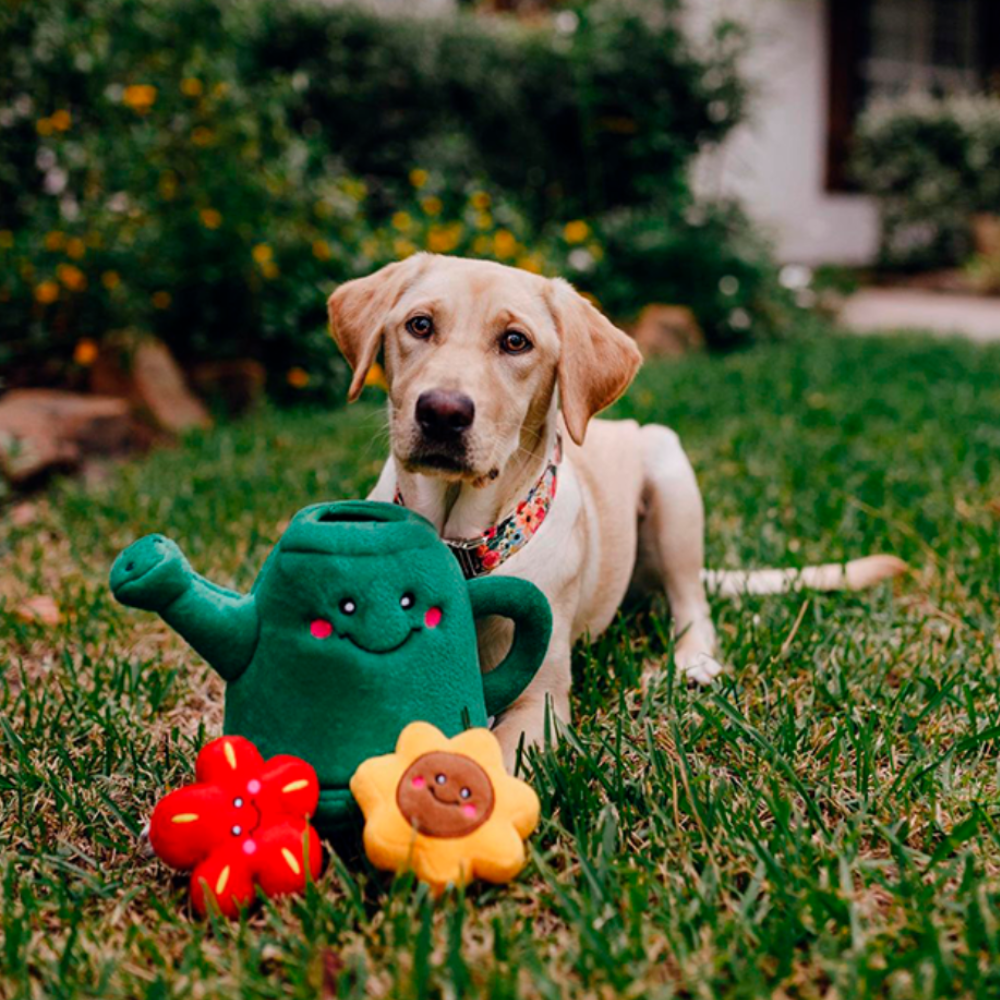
(630, 304, 705, 358)
(0, 389, 132, 484)
(91, 334, 211, 434)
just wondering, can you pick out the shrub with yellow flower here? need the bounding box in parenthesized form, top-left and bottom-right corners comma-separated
(351, 722, 539, 894)
(409, 168, 429, 189)
(50, 109, 72, 132)
(286, 367, 310, 389)
(199, 208, 222, 229)
(493, 229, 518, 259)
(470, 191, 490, 210)
(421, 196, 443, 217)
(102, 271, 121, 290)
(66, 238, 87, 260)
(181, 77, 203, 97)
(73, 339, 99, 366)
(391, 211, 412, 232)
(35, 281, 60, 305)
(44, 231, 66, 252)
(122, 84, 157, 112)
(152, 291, 172, 309)
(563, 220, 590, 244)
(312, 239, 332, 261)
(56, 264, 86, 291)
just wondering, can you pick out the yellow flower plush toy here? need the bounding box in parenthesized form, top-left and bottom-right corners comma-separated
(350, 722, 539, 893)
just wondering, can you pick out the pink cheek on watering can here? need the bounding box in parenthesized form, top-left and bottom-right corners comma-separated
(424, 607, 442, 629)
(310, 619, 333, 639)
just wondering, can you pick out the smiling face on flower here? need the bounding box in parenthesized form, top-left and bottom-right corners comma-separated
(396, 751, 496, 837)
(350, 721, 540, 893)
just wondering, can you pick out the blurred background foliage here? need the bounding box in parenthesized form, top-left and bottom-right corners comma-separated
(853, 95, 1000, 272)
(0, 0, 805, 402)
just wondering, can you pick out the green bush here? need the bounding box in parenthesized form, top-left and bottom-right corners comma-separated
(0, 0, 794, 402)
(853, 95, 1000, 269)
(246, 0, 748, 225)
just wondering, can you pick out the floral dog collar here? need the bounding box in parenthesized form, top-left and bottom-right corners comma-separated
(395, 435, 561, 579)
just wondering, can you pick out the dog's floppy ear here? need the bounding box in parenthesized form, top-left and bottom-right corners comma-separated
(546, 277, 643, 445)
(328, 254, 430, 402)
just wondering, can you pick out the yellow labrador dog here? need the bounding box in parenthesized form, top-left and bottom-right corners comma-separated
(328, 254, 904, 767)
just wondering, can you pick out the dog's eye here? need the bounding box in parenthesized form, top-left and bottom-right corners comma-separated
(406, 315, 434, 339)
(339, 598, 356, 615)
(400, 592, 414, 609)
(500, 330, 532, 354)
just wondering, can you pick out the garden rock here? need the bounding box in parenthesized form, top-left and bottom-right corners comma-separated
(630, 305, 705, 358)
(91, 336, 211, 434)
(0, 389, 132, 485)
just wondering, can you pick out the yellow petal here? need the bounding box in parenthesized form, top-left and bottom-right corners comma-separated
(350, 754, 408, 815)
(464, 822, 528, 884)
(394, 721, 451, 760)
(215, 865, 230, 895)
(281, 848, 301, 876)
(448, 728, 506, 773)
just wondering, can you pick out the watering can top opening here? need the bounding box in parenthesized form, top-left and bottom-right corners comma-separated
(278, 501, 443, 559)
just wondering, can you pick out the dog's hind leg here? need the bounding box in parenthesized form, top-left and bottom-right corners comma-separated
(632, 424, 723, 684)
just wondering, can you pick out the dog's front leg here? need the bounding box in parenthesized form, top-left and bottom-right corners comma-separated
(491, 632, 572, 774)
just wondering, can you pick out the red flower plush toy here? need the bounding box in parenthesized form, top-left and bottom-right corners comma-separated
(149, 736, 323, 917)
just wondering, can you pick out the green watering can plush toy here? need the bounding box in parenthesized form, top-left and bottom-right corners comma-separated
(111, 501, 553, 839)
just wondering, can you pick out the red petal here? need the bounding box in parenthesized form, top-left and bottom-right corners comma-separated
(256, 756, 320, 822)
(149, 784, 230, 870)
(253, 821, 322, 898)
(189, 845, 255, 919)
(195, 736, 264, 790)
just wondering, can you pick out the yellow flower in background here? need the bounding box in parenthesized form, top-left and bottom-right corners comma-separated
(181, 77, 203, 97)
(66, 238, 86, 260)
(252, 243, 273, 264)
(212, 82, 229, 98)
(361, 237, 379, 258)
(261, 261, 279, 280)
(73, 338, 99, 366)
(35, 281, 59, 304)
(516, 254, 543, 274)
(391, 212, 412, 232)
(393, 238, 417, 258)
(102, 271, 121, 290)
(563, 220, 590, 244)
(286, 367, 310, 389)
(50, 109, 72, 132)
(56, 264, 86, 291)
(199, 208, 222, 229)
(493, 229, 517, 259)
(0, 231, 13, 250)
(152, 291, 172, 309)
(44, 231, 65, 251)
(409, 168, 429, 189)
(312, 239, 331, 261)
(474, 212, 492, 231)
(158, 172, 178, 200)
(472, 235, 491, 256)
(191, 127, 213, 147)
(364, 362, 389, 391)
(36, 117, 54, 136)
(581, 291, 602, 309)
(421, 196, 443, 217)
(470, 191, 490, 210)
(122, 84, 157, 112)
(426, 223, 462, 254)
(340, 178, 367, 202)
(587, 242, 604, 261)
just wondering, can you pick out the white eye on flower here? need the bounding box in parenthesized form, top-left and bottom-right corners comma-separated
(460, 788, 471, 799)
(231, 825, 242, 837)
(233, 797, 243, 808)
(435, 774, 446, 785)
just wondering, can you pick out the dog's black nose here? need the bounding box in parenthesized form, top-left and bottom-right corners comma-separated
(416, 390, 475, 440)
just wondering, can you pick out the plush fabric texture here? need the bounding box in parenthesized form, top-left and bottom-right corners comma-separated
(350, 722, 539, 893)
(112, 501, 553, 837)
(148, 735, 322, 918)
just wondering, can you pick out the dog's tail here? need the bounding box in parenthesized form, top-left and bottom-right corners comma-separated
(702, 554, 908, 597)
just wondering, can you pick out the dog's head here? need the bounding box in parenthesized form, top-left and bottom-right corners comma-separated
(328, 254, 642, 483)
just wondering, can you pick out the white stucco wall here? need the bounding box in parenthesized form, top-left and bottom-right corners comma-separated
(689, 0, 880, 264)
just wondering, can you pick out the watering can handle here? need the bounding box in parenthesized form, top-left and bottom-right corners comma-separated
(468, 575, 553, 719)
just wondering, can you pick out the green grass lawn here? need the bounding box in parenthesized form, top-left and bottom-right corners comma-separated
(2, 333, 1000, 999)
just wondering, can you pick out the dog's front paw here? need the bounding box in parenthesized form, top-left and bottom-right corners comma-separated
(676, 650, 725, 685)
